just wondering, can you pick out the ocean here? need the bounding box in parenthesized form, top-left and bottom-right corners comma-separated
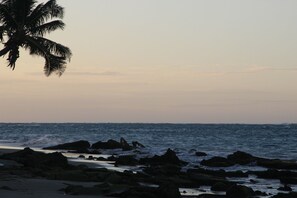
(0, 123, 296, 162)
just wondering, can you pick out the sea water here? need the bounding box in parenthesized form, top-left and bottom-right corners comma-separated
(0, 123, 296, 161)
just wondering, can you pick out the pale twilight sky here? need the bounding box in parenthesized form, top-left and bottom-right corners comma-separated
(0, 0, 297, 123)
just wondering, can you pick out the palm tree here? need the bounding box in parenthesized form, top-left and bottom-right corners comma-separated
(0, 0, 71, 76)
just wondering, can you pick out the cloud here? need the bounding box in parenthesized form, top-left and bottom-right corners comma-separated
(27, 71, 121, 76)
(65, 71, 121, 76)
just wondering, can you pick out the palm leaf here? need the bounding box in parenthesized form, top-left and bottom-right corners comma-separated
(33, 36, 71, 60)
(31, 20, 64, 36)
(26, 0, 64, 28)
(23, 35, 68, 76)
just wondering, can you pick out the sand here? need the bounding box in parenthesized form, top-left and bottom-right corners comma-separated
(0, 147, 109, 198)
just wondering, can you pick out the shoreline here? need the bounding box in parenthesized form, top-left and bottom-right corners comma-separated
(1, 141, 297, 198)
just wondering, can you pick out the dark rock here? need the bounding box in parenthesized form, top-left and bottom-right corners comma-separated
(251, 169, 297, 185)
(44, 140, 90, 151)
(139, 149, 187, 166)
(115, 183, 181, 198)
(132, 141, 145, 148)
(115, 155, 139, 166)
(157, 183, 181, 198)
(91, 138, 132, 151)
(62, 185, 104, 196)
(226, 185, 254, 198)
(201, 157, 234, 167)
(227, 151, 257, 165)
(88, 156, 94, 160)
(257, 158, 297, 170)
(195, 152, 207, 157)
(0, 186, 13, 191)
(105, 173, 123, 184)
(120, 138, 133, 151)
(92, 139, 122, 149)
(143, 164, 181, 176)
(272, 192, 297, 198)
(187, 172, 233, 186)
(278, 185, 292, 192)
(0, 147, 68, 169)
(97, 157, 109, 161)
(107, 155, 118, 161)
(188, 168, 248, 178)
(211, 182, 231, 192)
(254, 190, 268, 196)
(198, 195, 226, 198)
(115, 186, 158, 198)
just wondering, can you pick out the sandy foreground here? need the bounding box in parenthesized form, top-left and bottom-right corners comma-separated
(0, 147, 110, 198)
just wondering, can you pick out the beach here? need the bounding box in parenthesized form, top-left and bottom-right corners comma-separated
(1, 124, 297, 197)
(0, 134, 297, 198)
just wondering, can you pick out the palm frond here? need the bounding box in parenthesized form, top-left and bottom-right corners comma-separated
(0, 25, 5, 41)
(31, 20, 64, 36)
(23, 36, 68, 76)
(26, 0, 64, 28)
(44, 54, 66, 76)
(33, 36, 71, 61)
(0, 4, 17, 29)
(7, 45, 19, 70)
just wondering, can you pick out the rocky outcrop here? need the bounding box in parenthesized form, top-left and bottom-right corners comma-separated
(139, 149, 187, 166)
(226, 185, 254, 198)
(227, 151, 257, 165)
(201, 157, 234, 167)
(115, 155, 139, 166)
(91, 138, 133, 151)
(0, 147, 68, 169)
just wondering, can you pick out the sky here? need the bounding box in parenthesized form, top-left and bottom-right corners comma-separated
(1, 0, 297, 123)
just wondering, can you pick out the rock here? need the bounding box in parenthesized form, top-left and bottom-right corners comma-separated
(139, 149, 188, 166)
(143, 164, 181, 176)
(272, 192, 297, 198)
(44, 140, 90, 151)
(278, 185, 292, 192)
(0, 147, 68, 169)
(226, 185, 254, 198)
(195, 152, 207, 157)
(115, 182, 181, 198)
(251, 169, 297, 185)
(115, 186, 158, 198)
(62, 185, 103, 196)
(0, 186, 13, 191)
(87, 156, 94, 160)
(115, 155, 139, 166)
(198, 195, 226, 198)
(105, 173, 123, 184)
(132, 141, 145, 148)
(211, 182, 231, 192)
(120, 138, 133, 151)
(254, 190, 268, 196)
(187, 172, 233, 186)
(201, 157, 234, 167)
(188, 168, 248, 178)
(157, 183, 181, 198)
(257, 158, 297, 170)
(227, 151, 257, 165)
(91, 139, 122, 149)
(91, 138, 132, 151)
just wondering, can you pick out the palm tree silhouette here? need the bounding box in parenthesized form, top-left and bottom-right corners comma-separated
(0, 0, 72, 76)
